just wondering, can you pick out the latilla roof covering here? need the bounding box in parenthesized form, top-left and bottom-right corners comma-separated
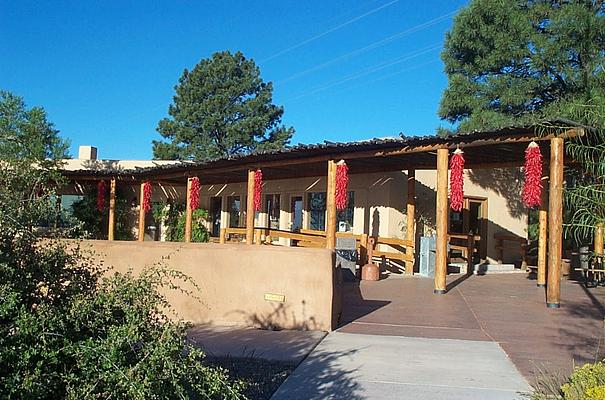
(60, 119, 589, 183)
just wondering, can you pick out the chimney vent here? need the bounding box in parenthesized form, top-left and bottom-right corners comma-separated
(78, 145, 98, 160)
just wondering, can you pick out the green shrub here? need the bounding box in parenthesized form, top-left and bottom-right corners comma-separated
(153, 202, 210, 243)
(561, 362, 605, 400)
(172, 209, 210, 242)
(71, 189, 134, 240)
(530, 361, 605, 400)
(0, 161, 242, 399)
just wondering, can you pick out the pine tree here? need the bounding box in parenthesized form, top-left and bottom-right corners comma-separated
(440, 0, 605, 131)
(153, 51, 294, 160)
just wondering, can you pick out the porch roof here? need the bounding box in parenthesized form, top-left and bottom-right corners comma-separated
(62, 119, 589, 184)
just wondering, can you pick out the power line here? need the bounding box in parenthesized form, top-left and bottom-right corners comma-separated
(260, 0, 400, 63)
(276, 9, 457, 85)
(284, 43, 441, 101)
(324, 58, 441, 98)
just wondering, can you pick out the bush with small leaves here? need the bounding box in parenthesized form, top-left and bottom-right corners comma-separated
(0, 161, 243, 399)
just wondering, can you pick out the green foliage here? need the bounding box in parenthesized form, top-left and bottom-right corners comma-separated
(562, 362, 605, 400)
(173, 209, 210, 242)
(71, 189, 134, 240)
(440, 0, 605, 131)
(531, 361, 605, 400)
(441, 1, 604, 247)
(154, 202, 210, 242)
(152, 51, 294, 161)
(556, 102, 605, 244)
(436, 126, 454, 138)
(0, 90, 70, 161)
(0, 161, 242, 399)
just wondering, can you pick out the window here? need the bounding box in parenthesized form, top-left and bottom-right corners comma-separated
(227, 196, 241, 228)
(265, 194, 280, 229)
(449, 209, 464, 234)
(337, 191, 355, 232)
(307, 191, 355, 232)
(290, 196, 303, 231)
(308, 192, 326, 231)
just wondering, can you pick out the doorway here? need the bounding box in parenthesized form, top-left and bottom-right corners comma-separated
(449, 197, 488, 261)
(210, 197, 222, 237)
(290, 195, 303, 231)
(265, 194, 281, 229)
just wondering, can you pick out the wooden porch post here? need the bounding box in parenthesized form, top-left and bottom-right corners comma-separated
(246, 169, 255, 245)
(406, 169, 416, 275)
(138, 182, 145, 242)
(184, 177, 193, 243)
(537, 170, 548, 287)
(108, 177, 116, 241)
(435, 148, 449, 294)
(326, 160, 337, 250)
(595, 223, 604, 254)
(547, 137, 564, 308)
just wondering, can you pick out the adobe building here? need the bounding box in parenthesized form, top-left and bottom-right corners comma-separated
(56, 120, 596, 329)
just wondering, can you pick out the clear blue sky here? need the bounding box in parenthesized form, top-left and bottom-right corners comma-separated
(1, 0, 468, 160)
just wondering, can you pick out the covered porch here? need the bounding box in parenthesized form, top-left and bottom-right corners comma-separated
(62, 120, 598, 308)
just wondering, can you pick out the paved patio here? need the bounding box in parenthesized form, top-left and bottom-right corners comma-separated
(339, 273, 605, 382)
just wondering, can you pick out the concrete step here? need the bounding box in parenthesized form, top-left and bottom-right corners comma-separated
(473, 263, 518, 274)
(449, 263, 520, 275)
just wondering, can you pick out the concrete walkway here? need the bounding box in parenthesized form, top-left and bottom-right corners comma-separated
(271, 332, 531, 400)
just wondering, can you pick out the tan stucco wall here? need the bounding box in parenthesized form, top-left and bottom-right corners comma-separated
(76, 240, 339, 331)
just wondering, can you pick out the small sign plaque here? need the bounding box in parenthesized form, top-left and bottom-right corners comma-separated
(264, 293, 285, 302)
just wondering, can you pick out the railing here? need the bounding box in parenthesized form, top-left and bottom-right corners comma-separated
(303, 230, 416, 273)
(217, 229, 528, 274)
(219, 227, 326, 247)
(219, 227, 247, 243)
(218, 227, 415, 273)
(371, 236, 415, 265)
(449, 233, 479, 262)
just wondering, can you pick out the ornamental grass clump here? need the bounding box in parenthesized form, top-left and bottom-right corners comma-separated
(0, 161, 242, 399)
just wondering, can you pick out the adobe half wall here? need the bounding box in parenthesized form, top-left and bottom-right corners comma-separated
(75, 240, 341, 331)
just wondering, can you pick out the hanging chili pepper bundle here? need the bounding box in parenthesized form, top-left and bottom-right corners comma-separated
(449, 148, 465, 212)
(522, 141, 543, 208)
(254, 169, 263, 211)
(189, 177, 201, 210)
(335, 160, 349, 211)
(142, 181, 152, 213)
(97, 180, 106, 212)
